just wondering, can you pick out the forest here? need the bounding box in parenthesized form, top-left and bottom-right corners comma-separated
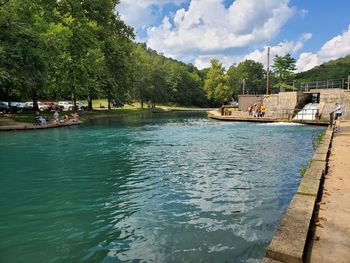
(1, 1, 348, 111)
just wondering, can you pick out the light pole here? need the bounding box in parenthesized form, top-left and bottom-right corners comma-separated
(266, 46, 270, 95)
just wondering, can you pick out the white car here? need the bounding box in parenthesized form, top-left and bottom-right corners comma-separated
(58, 101, 72, 110)
(24, 101, 44, 111)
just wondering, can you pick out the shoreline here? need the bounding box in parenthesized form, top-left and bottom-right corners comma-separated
(0, 107, 216, 132)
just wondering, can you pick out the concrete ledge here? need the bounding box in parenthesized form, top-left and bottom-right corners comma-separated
(311, 152, 328, 162)
(266, 194, 316, 263)
(263, 128, 333, 263)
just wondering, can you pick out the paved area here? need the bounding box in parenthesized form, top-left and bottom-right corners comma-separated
(310, 120, 350, 263)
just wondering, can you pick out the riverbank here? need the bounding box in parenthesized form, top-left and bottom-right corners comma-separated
(0, 106, 215, 132)
(0, 118, 81, 131)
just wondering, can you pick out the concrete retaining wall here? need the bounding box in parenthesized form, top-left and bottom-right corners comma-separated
(263, 128, 333, 263)
(238, 95, 264, 111)
(317, 89, 350, 120)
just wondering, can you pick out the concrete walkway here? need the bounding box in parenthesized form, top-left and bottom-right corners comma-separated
(310, 120, 350, 263)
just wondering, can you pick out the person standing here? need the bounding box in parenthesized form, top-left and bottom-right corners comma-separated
(53, 110, 59, 124)
(335, 103, 343, 131)
(260, 104, 266, 117)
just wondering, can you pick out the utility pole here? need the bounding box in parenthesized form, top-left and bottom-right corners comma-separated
(242, 78, 246, 95)
(348, 75, 350, 90)
(266, 46, 270, 95)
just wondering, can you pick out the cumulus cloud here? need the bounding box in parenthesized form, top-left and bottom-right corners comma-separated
(118, 0, 188, 30)
(193, 33, 312, 69)
(296, 25, 350, 72)
(146, 0, 296, 58)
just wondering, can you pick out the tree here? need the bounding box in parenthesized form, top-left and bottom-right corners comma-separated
(227, 60, 265, 98)
(0, 0, 48, 110)
(204, 59, 232, 105)
(272, 53, 296, 82)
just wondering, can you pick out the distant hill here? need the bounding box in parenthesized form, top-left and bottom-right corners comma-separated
(296, 55, 350, 82)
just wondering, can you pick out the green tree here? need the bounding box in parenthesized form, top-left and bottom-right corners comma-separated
(272, 54, 296, 82)
(204, 59, 232, 105)
(227, 59, 265, 98)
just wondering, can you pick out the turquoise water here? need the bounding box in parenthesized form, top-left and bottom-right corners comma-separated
(0, 113, 324, 263)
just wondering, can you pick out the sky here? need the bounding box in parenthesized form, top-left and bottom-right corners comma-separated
(117, 0, 350, 72)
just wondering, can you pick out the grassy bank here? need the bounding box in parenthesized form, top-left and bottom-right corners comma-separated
(0, 101, 207, 124)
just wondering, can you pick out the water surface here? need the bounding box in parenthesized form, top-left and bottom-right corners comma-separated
(0, 113, 324, 263)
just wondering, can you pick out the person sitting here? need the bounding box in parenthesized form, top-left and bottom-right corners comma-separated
(71, 112, 79, 122)
(35, 115, 47, 125)
(53, 110, 59, 124)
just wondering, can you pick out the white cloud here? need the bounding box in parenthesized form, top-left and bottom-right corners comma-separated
(296, 25, 350, 72)
(193, 33, 312, 70)
(118, 0, 188, 30)
(146, 0, 296, 58)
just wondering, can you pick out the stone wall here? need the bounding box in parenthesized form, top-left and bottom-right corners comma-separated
(264, 92, 310, 118)
(264, 94, 279, 117)
(238, 95, 264, 112)
(317, 89, 350, 120)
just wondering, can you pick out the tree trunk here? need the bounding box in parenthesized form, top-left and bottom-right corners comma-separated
(140, 97, 144, 109)
(72, 92, 77, 111)
(108, 97, 111, 110)
(88, 96, 93, 111)
(33, 91, 39, 111)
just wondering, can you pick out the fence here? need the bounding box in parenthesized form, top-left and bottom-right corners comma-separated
(300, 78, 350, 92)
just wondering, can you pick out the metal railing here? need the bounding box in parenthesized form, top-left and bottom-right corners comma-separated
(300, 78, 350, 92)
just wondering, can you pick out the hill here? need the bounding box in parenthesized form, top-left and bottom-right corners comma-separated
(296, 55, 350, 82)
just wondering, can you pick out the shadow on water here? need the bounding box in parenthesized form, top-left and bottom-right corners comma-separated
(0, 113, 325, 263)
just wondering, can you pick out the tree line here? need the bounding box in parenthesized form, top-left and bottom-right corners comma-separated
(0, 0, 300, 111)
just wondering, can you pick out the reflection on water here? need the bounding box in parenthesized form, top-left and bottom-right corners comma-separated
(0, 113, 324, 263)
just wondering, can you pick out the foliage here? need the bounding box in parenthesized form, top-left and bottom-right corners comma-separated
(271, 54, 297, 91)
(313, 131, 325, 150)
(227, 60, 265, 99)
(204, 59, 232, 105)
(295, 55, 350, 83)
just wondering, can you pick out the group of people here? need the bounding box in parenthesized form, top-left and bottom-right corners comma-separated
(53, 111, 79, 124)
(247, 103, 266, 118)
(35, 111, 79, 125)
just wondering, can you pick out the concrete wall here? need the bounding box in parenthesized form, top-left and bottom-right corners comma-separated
(264, 94, 279, 117)
(264, 92, 310, 118)
(238, 95, 264, 111)
(240, 89, 350, 120)
(316, 89, 350, 120)
(264, 128, 333, 263)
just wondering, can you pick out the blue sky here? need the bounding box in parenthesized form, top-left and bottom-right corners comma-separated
(117, 0, 350, 72)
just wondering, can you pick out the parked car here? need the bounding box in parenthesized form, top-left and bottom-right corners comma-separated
(24, 101, 44, 111)
(43, 101, 58, 111)
(58, 101, 72, 110)
(76, 102, 86, 111)
(0, 102, 24, 113)
(0, 101, 9, 113)
(110, 101, 124, 108)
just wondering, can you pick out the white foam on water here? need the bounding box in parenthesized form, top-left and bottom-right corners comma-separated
(260, 122, 305, 126)
(293, 103, 320, 121)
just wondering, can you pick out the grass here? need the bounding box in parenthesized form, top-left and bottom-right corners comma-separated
(299, 162, 310, 177)
(313, 131, 325, 150)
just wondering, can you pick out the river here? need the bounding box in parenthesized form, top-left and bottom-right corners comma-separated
(0, 113, 324, 263)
